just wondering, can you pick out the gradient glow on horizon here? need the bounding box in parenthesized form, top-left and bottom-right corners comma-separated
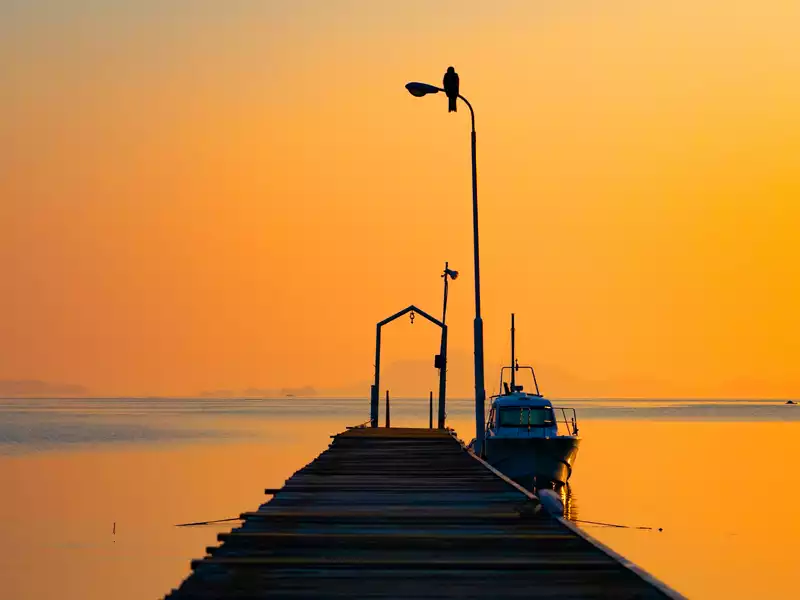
(3, 1, 799, 398)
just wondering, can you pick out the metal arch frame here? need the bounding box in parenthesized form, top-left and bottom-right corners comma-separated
(371, 305, 448, 429)
(378, 304, 443, 330)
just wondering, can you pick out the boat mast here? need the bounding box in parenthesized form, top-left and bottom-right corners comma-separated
(510, 313, 516, 391)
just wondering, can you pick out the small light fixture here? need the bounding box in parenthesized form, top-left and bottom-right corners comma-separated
(405, 82, 441, 97)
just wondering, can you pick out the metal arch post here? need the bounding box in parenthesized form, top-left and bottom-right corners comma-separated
(371, 324, 381, 427)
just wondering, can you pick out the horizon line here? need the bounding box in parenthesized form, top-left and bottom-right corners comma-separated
(1, 395, 797, 402)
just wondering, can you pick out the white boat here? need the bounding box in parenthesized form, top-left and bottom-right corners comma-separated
(472, 314, 580, 490)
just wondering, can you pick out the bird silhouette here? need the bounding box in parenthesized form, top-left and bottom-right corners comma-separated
(443, 66, 459, 113)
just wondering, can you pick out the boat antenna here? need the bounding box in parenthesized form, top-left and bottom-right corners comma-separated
(510, 313, 516, 392)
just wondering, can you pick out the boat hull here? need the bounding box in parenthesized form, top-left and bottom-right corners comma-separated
(483, 436, 580, 489)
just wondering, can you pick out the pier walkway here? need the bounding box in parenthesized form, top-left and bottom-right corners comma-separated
(165, 427, 682, 599)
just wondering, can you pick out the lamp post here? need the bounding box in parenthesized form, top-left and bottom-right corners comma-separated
(438, 262, 458, 429)
(405, 80, 487, 455)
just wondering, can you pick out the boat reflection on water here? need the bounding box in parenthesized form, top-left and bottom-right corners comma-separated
(559, 483, 578, 521)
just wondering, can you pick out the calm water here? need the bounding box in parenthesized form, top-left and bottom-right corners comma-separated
(1, 397, 798, 599)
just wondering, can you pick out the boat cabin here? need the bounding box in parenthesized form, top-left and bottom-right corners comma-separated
(486, 392, 559, 439)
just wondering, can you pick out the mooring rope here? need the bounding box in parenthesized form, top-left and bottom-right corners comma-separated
(175, 517, 242, 527)
(572, 518, 661, 531)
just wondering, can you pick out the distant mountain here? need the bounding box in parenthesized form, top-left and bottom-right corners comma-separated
(279, 386, 317, 397)
(0, 379, 89, 397)
(197, 386, 317, 398)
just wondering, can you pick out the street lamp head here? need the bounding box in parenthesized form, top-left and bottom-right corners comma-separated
(405, 82, 441, 97)
(445, 268, 459, 280)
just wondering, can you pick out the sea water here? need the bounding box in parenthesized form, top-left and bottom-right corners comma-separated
(1, 397, 798, 599)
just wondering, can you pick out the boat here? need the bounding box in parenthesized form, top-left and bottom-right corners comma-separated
(472, 314, 580, 490)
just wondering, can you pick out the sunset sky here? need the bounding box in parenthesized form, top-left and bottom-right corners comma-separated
(2, 1, 799, 398)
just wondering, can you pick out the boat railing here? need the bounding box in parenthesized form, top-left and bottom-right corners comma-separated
(555, 407, 579, 436)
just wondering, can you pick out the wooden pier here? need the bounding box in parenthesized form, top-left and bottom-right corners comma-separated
(165, 428, 682, 599)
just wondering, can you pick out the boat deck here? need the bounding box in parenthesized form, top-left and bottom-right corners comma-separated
(164, 427, 682, 599)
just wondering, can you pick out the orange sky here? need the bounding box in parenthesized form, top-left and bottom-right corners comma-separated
(2, 1, 799, 398)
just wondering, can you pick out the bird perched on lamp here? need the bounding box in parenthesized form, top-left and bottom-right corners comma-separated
(443, 66, 459, 113)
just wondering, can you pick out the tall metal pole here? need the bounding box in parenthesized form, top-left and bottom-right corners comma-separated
(404, 82, 485, 448)
(460, 96, 487, 456)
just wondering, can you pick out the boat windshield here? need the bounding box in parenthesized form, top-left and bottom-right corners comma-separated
(498, 406, 555, 428)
